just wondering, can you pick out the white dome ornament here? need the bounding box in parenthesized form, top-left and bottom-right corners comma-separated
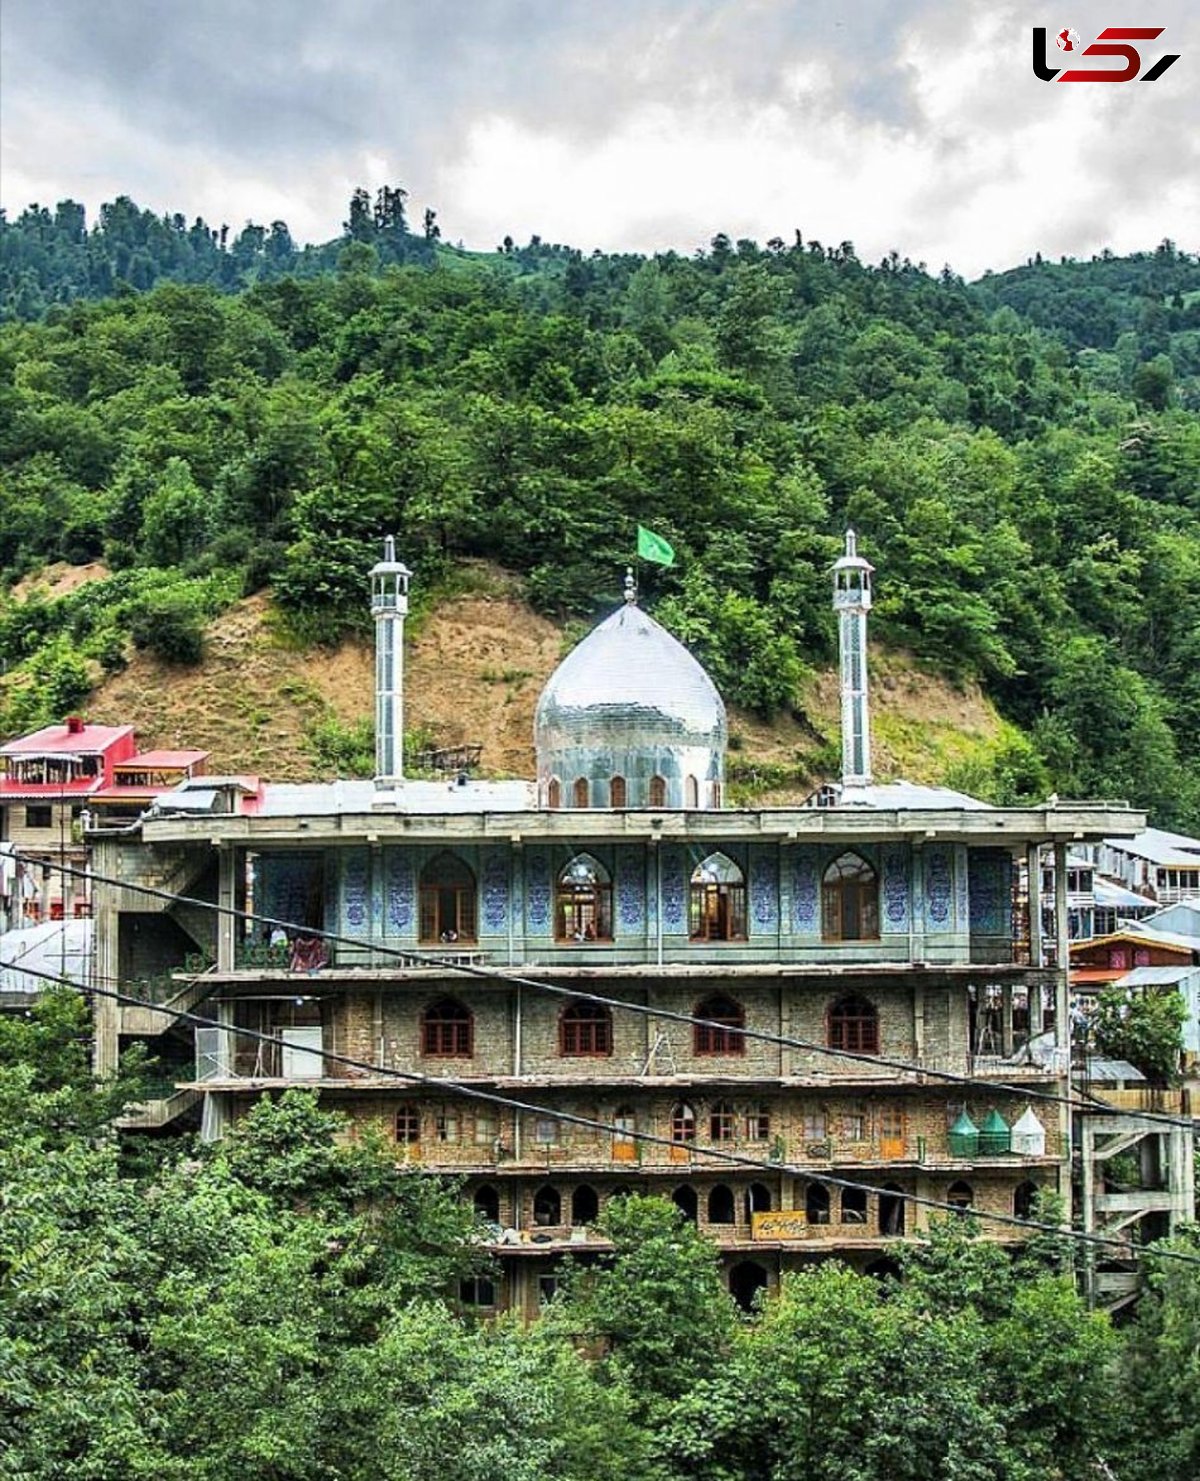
(534, 568, 727, 811)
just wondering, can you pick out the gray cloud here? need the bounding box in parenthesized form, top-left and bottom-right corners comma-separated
(1, 0, 1196, 272)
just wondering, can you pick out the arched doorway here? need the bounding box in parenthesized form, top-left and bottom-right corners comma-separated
(879, 1184, 906, 1236)
(473, 1184, 500, 1224)
(672, 1185, 698, 1223)
(729, 1261, 768, 1312)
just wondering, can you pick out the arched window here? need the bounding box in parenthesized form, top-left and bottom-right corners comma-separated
(571, 1185, 599, 1226)
(533, 1185, 561, 1226)
(572, 776, 590, 808)
(559, 1001, 612, 1057)
(822, 852, 879, 941)
(547, 777, 561, 809)
(1014, 1180, 1039, 1221)
(711, 780, 723, 808)
(709, 1099, 735, 1142)
(947, 1180, 974, 1213)
(670, 1102, 696, 1144)
(419, 852, 478, 943)
(708, 1184, 736, 1224)
(689, 852, 747, 941)
(672, 1185, 698, 1223)
(473, 1184, 500, 1223)
(422, 997, 473, 1057)
(805, 1183, 831, 1225)
(555, 854, 612, 942)
(648, 775, 667, 807)
(828, 994, 880, 1055)
(746, 1182, 772, 1218)
(694, 993, 745, 1055)
(685, 775, 699, 809)
(610, 775, 627, 809)
(612, 1106, 637, 1162)
(395, 1103, 420, 1144)
(841, 1185, 868, 1224)
(879, 1184, 906, 1236)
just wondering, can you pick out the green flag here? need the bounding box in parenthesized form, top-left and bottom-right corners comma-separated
(637, 525, 675, 567)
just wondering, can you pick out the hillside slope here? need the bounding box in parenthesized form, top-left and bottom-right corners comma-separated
(83, 566, 1003, 797)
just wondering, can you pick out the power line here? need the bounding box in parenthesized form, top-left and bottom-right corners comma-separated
(51, 854, 1198, 1132)
(11, 954, 1200, 1271)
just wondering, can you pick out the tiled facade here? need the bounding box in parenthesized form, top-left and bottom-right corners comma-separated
(92, 801, 1132, 1318)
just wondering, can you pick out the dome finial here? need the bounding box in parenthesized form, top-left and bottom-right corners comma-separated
(624, 566, 637, 604)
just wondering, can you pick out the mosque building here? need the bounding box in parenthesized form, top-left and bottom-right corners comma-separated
(89, 535, 1162, 1314)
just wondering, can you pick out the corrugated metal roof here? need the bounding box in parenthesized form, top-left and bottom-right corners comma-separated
(1094, 878, 1156, 910)
(1101, 826, 1200, 866)
(1085, 1056, 1147, 1083)
(1116, 966, 1197, 986)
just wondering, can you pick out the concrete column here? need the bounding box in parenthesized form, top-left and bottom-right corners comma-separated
(1054, 841, 1070, 1049)
(1001, 982, 1014, 1058)
(1026, 843, 1042, 968)
(216, 846, 236, 972)
(1080, 1117, 1096, 1306)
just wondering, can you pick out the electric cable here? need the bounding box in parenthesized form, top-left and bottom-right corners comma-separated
(49, 854, 1199, 1131)
(10, 954, 1200, 1271)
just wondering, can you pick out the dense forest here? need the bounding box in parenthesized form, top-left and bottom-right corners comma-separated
(2, 989, 1199, 1481)
(2, 193, 1199, 826)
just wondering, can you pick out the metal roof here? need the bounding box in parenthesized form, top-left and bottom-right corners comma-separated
(1101, 826, 1200, 867)
(1116, 966, 1198, 987)
(1094, 878, 1156, 910)
(0, 723, 134, 755)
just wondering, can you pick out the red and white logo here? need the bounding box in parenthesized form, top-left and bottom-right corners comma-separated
(1033, 26, 1179, 81)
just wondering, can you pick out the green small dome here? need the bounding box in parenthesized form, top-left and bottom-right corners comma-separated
(979, 1108, 1012, 1156)
(948, 1109, 979, 1158)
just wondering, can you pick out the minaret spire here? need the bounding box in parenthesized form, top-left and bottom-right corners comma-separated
(832, 528, 874, 792)
(624, 566, 637, 604)
(369, 535, 412, 793)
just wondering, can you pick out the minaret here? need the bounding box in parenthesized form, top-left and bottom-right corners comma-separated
(370, 536, 411, 792)
(833, 529, 874, 792)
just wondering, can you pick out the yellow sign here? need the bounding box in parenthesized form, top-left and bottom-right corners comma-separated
(752, 1211, 808, 1241)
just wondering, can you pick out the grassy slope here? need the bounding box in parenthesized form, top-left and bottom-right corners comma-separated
(65, 562, 1004, 797)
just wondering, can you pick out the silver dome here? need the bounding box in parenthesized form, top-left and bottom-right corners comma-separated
(535, 602, 727, 809)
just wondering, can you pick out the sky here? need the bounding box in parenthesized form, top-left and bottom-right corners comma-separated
(1, 0, 1195, 279)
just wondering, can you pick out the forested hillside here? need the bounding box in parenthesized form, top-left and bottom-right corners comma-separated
(2, 194, 1199, 825)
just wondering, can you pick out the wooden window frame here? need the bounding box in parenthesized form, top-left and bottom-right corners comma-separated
(572, 776, 590, 808)
(559, 1001, 613, 1057)
(609, 775, 627, 809)
(670, 1102, 696, 1144)
(709, 1100, 736, 1143)
(693, 993, 746, 1056)
(422, 998, 474, 1058)
(555, 855, 613, 943)
(395, 1104, 420, 1144)
(648, 775, 667, 807)
(418, 853, 478, 944)
(828, 994, 880, 1056)
(821, 852, 880, 942)
(547, 777, 561, 809)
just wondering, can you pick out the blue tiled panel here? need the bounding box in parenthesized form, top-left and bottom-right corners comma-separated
(340, 848, 370, 935)
(968, 849, 1011, 935)
(525, 849, 552, 934)
(616, 845, 646, 932)
(661, 845, 687, 932)
(954, 845, 969, 931)
(924, 846, 954, 932)
(481, 848, 509, 934)
(384, 848, 415, 935)
(258, 852, 322, 933)
(790, 846, 820, 934)
(881, 844, 910, 932)
(749, 846, 778, 932)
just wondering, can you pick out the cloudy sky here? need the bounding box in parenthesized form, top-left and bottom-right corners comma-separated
(1, 1, 1195, 278)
